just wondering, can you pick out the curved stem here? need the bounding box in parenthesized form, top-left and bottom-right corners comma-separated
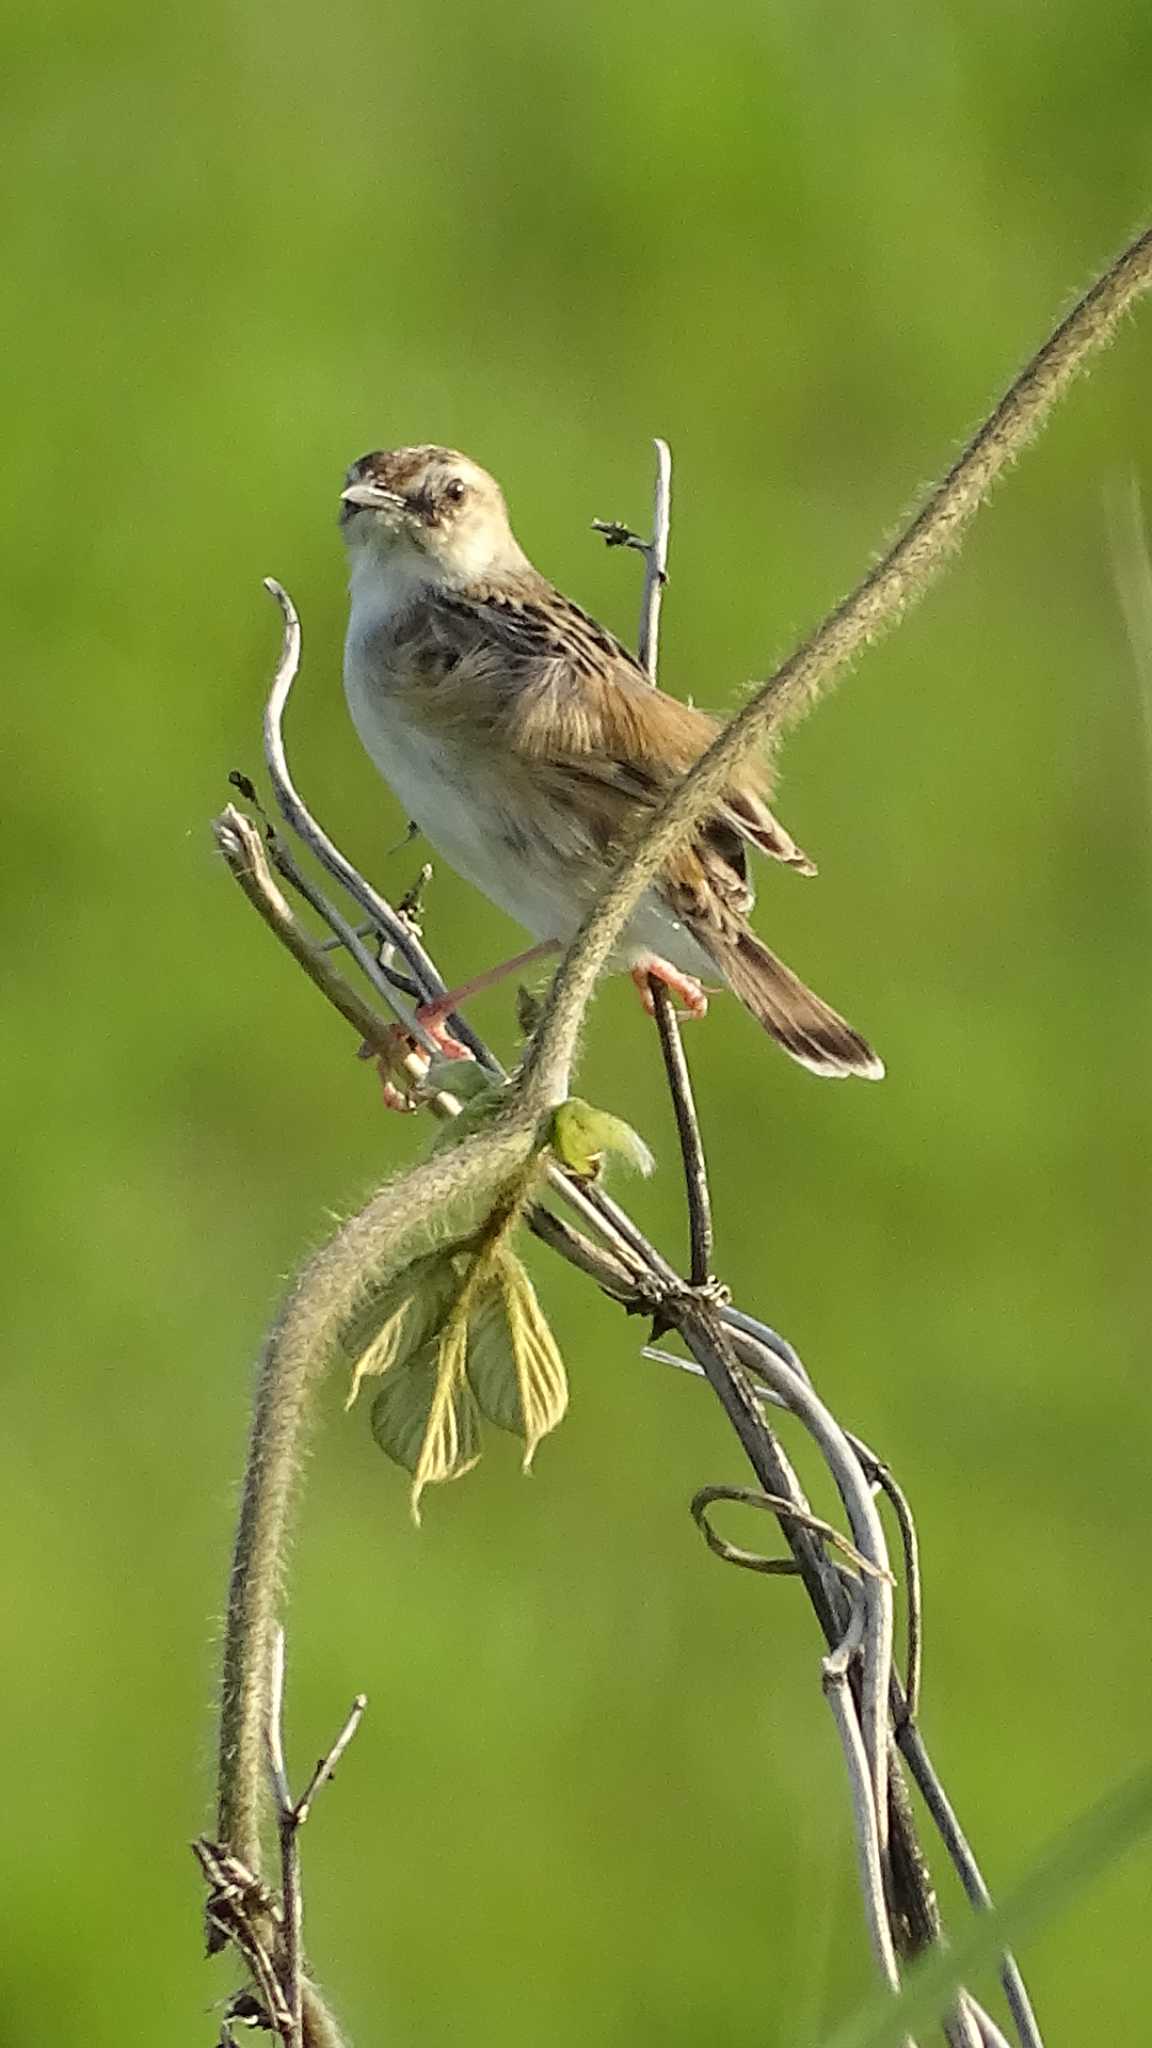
(822, 1591, 908, 2022)
(216, 1117, 539, 1871)
(681, 1306, 895, 1850)
(520, 224, 1152, 1108)
(261, 580, 495, 1070)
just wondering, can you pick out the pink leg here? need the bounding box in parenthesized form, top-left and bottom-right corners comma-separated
(373, 940, 562, 1110)
(415, 940, 561, 1045)
(631, 957, 709, 1019)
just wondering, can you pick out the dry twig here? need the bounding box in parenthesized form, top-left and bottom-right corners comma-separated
(199, 1630, 365, 2048)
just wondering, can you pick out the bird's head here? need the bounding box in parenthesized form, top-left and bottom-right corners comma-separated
(340, 446, 528, 587)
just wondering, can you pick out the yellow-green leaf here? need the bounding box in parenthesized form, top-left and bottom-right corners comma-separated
(370, 1323, 481, 1522)
(549, 1098, 654, 1180)
(410, 1317, 480, 1519)
(342, 1251, 463, 1409)
(466, 1251, 568, 1470)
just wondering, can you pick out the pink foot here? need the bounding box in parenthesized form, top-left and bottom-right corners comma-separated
(376, 1062, 420, 1113)
(631, 959, 709, 1020)
(411, 1002, 472, 1062)
(370, 1008, 474, 1114)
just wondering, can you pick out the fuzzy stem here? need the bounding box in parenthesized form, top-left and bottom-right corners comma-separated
(215, 218, 1152, 1987)
(520, 224, 1152, 1108)
(216, 1114, 540, 1871)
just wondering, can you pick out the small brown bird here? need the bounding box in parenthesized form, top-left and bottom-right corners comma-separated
(340, 445, 882, 1081)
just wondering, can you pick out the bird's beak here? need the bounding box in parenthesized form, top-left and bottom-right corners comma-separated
(340, 481, 407, 512)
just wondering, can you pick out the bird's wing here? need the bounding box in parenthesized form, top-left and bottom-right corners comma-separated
(409, 584, 816, 878)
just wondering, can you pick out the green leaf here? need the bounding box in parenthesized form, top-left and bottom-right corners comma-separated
(422, 1055, 505, 1103)
(342, 1251, 464, 1409)
(550, 1098, 654, 1180)
(466, 1251, 568, 1469)
(355, 1216, 569, 1514)
(410, 1317, 481, 1519)
(428, 1074, 509, 1149)
(816, 1766, 1152, 2048)
(464, 1274, 525, 1437)
(370, 1322, 482, 1522)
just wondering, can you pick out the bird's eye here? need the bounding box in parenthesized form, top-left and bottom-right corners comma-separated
(444, 478, 467, 504)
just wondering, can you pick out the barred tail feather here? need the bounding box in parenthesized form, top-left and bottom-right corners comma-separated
(709, 930, 884, 1081)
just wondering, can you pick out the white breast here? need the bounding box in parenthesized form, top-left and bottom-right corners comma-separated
(343, 617, 583, 946)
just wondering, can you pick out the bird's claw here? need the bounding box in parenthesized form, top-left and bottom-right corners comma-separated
(370, 1012, 474, 1113)
(631, 960, 709, 1020)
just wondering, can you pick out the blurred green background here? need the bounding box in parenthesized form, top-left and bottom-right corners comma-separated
(4, 0, 1151, 2041)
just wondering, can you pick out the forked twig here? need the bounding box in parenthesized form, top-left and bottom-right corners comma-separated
(265, 1628, 367, 2048)
(197, 1629, 366, 2048)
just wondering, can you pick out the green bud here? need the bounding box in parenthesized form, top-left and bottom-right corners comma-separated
(549, 1098, 654, 1180)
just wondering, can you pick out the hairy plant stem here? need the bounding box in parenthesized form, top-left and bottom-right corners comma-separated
(520, 224, 1152, 1108)
(213, 222, 1152, 2027)
(217, 1114, 541, 1872)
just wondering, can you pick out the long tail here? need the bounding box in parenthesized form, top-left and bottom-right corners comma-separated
(706, 929, 884, 1080)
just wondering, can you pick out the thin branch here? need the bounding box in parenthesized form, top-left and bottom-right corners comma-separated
(613, 444, 715, 1286)
(897, 1724, 1045, 2048)
(943, 1997, 989, 2048)
(967, 2008, 1014, 2048)
(638, 434, 672, 676)
(822, 1591, 910, 2020)
(526, 1201, 642, 1298)
(853, 1444, 924, 1725)
(521, 223, 1152, 1109)
(642, 1340, 786, 1408)
(699, 1320, 1032, 2035)
(214, 807, 466, 1111)
(264, 827, 439, 1056)
(692, 1483, 894, 1581)
(260, 580, 493, 1070)
(576, 1177, 682, 1279)
(264, 1627, 367, 2048)
(267, 1627, 293, 1813)
(268, 1631, 304, 2048)
(709, 1317, 942, 1968)
(677, 1305, 895, 1857)
(593, 433, 671, 679)
(215, 809, 398, 1056)
(648, 978, 714, 1287)
(719, 1301, 813, 1380)
(665, 1320, 1024, 2038)
(667, 1314, 928, 1994)
(294, 1694, 369, 1827)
